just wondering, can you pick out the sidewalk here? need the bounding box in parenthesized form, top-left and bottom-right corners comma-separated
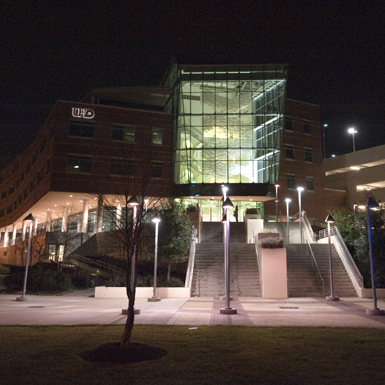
(1, 289, 385, 328)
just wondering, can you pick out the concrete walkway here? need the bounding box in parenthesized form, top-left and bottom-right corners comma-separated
(1, 289, 385, 328)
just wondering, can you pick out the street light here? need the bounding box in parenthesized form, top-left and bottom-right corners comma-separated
(220, 197, 237, 314)
(348, 127, 357, 152)
(275, 184, 280, 222)
(148, 214, 161, 302)
(325, 214, 339, 301)
(128, 194, 140, 314)
(16, 213, 35, 302)
(365, 197, 385, 315)
(297, 187, 304, 243)
(323, 124, 328, 159)
(285, 198, 291, 243)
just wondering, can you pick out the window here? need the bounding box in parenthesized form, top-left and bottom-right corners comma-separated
(37, 168, 44, 183)
(303, 121, 311, 134)
(7, 205, 12, 214)
(151, 161, 162, 178)
(306, 176, 314, 191)
(112, 125, 135, 142)
(287, 174, 296, 189)
(1, 191, 6, 199)
(69, 120, 94, 138)
(286, 145, 294, 159)
(152, 128, 163, 144)
(110, 159, 134, 176)
(304, 148, 313, 162)
(285, 118, 293, 131)
(8, 186, 14, 195)
(66, 155, 92, 173)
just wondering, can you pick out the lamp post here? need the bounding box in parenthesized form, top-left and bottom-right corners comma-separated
(275, 184, 280, 222)
(16, 213, 35, 302)
(148, 214, 161, 302)
(325, 214, 339, 301)
(128, 195, 140, 314)
(348, 127, 357, 152)
(220, 197, 237, 314)
(285, 198, 291, 243)
(365, 197, 385, 315)
(323, 123, 328, 159)
(297, 187, 304, 243)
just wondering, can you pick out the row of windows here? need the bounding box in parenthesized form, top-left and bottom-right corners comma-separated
(65, 155, 163, 179)
(0, 159, 52, 218)
(285, 145, 313, 162)
(287, 174, 314, 191)
(285, 118, 311, 134)
(69, 121, 164, 145)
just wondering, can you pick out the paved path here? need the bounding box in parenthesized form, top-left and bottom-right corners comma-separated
(1, 290, 385, 328)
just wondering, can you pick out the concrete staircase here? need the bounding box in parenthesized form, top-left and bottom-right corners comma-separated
(286, 244, 357, 297)
(191, 243, 261, 297)
(201, 222, 246, 244)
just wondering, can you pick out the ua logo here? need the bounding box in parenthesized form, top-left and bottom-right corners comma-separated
(71, 107, 95, 119)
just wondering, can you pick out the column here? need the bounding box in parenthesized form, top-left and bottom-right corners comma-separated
(116, 201, 122, 229)
(3, 228, 9, 247)
(81, 200, 89, 233)
(12, 224, 17, 245)
(47, 212, 52, 232)
(22, 222, 27, 241)
(61, 206, 68, 232)
(34, 218, 38, 235)
(96, 196, 103, 233)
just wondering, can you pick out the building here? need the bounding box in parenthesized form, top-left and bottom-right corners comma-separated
(0, 63, 346, 266)
(324, 144, 385, 209)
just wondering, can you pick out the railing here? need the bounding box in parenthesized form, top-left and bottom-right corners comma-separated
(185, 227, 198, 288)
(302, 211, 316, 242)
(303, 222, 325, 297)
(319, 225, 364, 288)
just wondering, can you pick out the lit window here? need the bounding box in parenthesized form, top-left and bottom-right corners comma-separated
(152, 128, 163, 144)
(112, 125, 135, 142)
(304, 148, 313, 162)
(287, 174, 296, 189)
(66, 155, 92, 174)
(69, 121, 94, 137)
(306, 176, 314, 191)
(286, 145, 294, 159)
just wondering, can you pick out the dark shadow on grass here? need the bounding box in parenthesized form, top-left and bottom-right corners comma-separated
(82, 342, 167, 364)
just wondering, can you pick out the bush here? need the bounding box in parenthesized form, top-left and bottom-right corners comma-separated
(258, 237, 284, 249)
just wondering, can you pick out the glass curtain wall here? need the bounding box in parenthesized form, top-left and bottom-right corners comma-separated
(174, 65, 287, 186)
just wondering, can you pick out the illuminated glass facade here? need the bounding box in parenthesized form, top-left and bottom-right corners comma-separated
(167, 65, 287, 193)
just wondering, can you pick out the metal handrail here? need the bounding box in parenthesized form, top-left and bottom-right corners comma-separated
(67, 254, 126, 276)
(302, 212, 316, 242)
(319, 225, 364, 287)
(185, 227, 198, 288)
(303, 223, 325, 297)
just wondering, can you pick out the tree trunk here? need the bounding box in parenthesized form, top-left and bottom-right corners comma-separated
(167, 263, 171, 282)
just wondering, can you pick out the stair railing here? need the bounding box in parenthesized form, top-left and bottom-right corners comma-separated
(185, 227, 198, 288)
(67, 254, 126, 277)
(303, 224, 325, 297)
(302, 211, 316, 242)
(319, 225, 364, 289)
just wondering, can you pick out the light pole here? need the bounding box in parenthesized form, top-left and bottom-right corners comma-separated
(325, 214, 339, 301)
(297, 187, 304, 243)
(365, 197, 385, 315)
(148, 214, 161, 302)
(348, 127, 357, 152)
(16, 213, 35, 302)
(275, 184, 280, 222)
(209, 198, 213, 222)
(128, 194, 140, 314)
(323, 124, 328, 158)
(220, 197, 237, 314)
(285, 198, 291, 243)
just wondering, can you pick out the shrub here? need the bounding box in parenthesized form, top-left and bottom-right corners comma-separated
(258, 237, 284, 249)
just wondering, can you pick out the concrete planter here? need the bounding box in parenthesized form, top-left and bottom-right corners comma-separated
(246, 219, 264, 243)
(260, 248, 287, 299)
(94, 286, 191, 298)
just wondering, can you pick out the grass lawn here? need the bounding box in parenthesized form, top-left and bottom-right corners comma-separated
(1, 325, 385, 384)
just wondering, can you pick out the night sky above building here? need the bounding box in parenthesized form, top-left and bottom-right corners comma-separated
(2, 0, 385, 169)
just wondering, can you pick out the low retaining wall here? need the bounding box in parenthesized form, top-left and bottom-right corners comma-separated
(94, 286, 191, 298)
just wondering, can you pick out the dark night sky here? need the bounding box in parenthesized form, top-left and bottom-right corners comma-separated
(2, 0, 385, 169)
